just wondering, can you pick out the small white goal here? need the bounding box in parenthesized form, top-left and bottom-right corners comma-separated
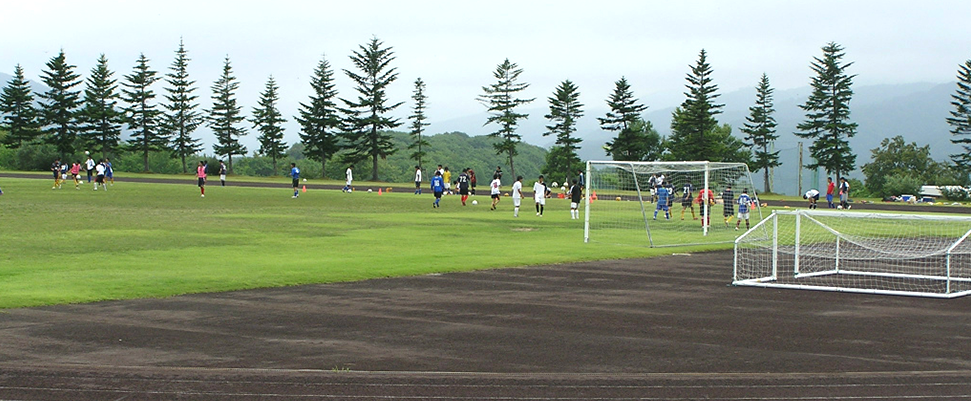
(734, 209, 971, 298)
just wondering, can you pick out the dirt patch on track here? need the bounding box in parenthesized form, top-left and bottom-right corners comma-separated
(2, 250, 971, 399)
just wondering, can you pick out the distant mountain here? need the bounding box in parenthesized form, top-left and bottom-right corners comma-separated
(432, 82, 960, 195)
(0, 72, 50, 98)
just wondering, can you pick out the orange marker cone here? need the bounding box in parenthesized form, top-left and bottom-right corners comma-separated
(378, 188, 382, 195)
(302, 185, 307, 193)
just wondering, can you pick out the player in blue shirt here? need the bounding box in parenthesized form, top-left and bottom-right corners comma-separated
(653, 184, 671, 220)
(289, 163, 300, 198)
(431, 170, 445, 208)
(735, 188, 754, 231)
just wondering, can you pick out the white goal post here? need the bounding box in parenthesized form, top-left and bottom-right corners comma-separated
(734, 209, 971, 298)
(584, 161, 763, 247)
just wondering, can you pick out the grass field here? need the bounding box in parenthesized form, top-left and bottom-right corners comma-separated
(0, 177, 734, 309)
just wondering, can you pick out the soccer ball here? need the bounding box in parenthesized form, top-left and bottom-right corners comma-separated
(302, 178, 307, 182)
(551, 182, 558, 188)
(367, 188, 372, 193)
(837, 205, 843, 210)
(84, 151, 89, 155)
(472, 200, 478, 205)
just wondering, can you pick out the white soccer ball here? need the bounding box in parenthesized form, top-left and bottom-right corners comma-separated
(551, 182, 558, 188)
(472, 200, 478, 205)
(837, 205, 843, 210)
(367, 188, 372, 192)
(84, 151, 89, 155)
(302, 178, 307, 182)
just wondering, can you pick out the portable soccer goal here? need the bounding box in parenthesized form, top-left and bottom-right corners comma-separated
(584, 161, 763, 247)
(734, 210, 971, 298)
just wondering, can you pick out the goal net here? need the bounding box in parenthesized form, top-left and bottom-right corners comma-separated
(734, 210, 971, 298)
(584, 161, 763, 247)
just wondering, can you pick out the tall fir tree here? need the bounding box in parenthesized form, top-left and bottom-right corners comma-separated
(946, 59, 971, 174)
(407, 77, 430, 169)
(295, 55, 341, 178)
(207, 56, 247, 173)
(79, 54, 125, 159)
(0, 64, 41, 148)
(598, 77, 654, 161)
(122, 53, 166, 172)
(340, 37, 403, 181)
(542, 79, 584, 179)
(37, 49, 83, 155)
(162, 39, 203, 173)
(251, 76, 287, 172)
(739, 73, 780, 193)
(477, 58, 534, 180)
(794, 42, 858, 182)
(667, 49, 725, 161)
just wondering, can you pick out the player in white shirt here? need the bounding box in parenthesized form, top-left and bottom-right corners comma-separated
(94, 160, 107, 191)
(511, 175, 524, 217)
(414, 166, 422, 195)
(533, 175, 548, 216)
(342, 165, 353, 192)
(804, 188, 820, 209)
(489, 174, 501, 210)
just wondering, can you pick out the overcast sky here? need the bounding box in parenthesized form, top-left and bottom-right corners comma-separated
(2, 0, 970, 149)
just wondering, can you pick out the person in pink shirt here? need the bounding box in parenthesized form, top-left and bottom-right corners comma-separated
(69, 162, 82, 189)
(197, 161, 207, 198)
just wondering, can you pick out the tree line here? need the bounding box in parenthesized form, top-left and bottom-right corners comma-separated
(2, 39, 971, 195)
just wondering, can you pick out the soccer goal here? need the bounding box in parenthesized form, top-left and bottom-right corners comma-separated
(734, 210, 971, 298)
(584, 161, 763, 247)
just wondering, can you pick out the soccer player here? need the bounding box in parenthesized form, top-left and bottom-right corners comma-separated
(577, 169, 585, 190)
(104, 158, 114, 186)
(736, 188, 754, 231)
(804, 188, 820, 209)
(343, 165, 353, 192)
(468, 168, 477, 196)
(70, 161, 82, 189)
(289, 163, 301, 198)
(680, 180, 696, 220)
(533, 175, 547, 216)
(511, 175, 524, 217)
(219, 160, 228, 186)
(569, 179, 582, 219)
(457, 168, 470, 205)
(94, 160, 107, 191)
(839, 177, 850, 209)
(647, 173, 658, 203)
(494, 166, 502, 181)
(826, 177, 836, 208)
(51, 158, 63, 189)
(443, 166, 452, 195)
(431, 170, 444, 208)
(85, 155, 95, 183)
(721, 185, 735, 227)
(490, 174, 501, 210)
(414, 165, 422, 195)
(653, 183, 671, 220)
(197, 160, 207, 197)
(696, 187, 715, 227)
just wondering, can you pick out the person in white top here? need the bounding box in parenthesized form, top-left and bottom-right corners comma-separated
(533, 175, 548, 216)
(343, 166, 353, 192)
(511, 175, 524, 217)
(804, 188, 820, 209)
(414, 166, 422, 195)
(94, 160, 107, 191)
(489, 174, 501, 210)
(85, 156, 96, 183)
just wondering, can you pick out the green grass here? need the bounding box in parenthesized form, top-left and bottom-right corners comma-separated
(0, 177, 732, 309)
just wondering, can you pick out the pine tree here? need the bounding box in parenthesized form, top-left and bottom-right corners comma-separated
(162, 39, 203, 173)
(542, 79, 584, 179)
(947, 59, 971, 173)
(795, 42, 858, 182)
(740, 73, 780, 193)
(251, 76, 287, 172)
(207, 56, 247, 173)
(0, 64, 41, 148)
(598, 77, 654, 161)
(122, 53, 166, 172)
(79, 54, 124, 159)
(295, 55, 341, 178)
(477, 58, 534, 180)
(407, 77, 430, 169)
(340, 37, 403, 181)
(598, 77, 646, 133)
(37, 49, 83, 155)
(667, 49, 725, 161)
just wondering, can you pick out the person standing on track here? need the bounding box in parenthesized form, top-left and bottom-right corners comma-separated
(197, 160, 207, 198)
